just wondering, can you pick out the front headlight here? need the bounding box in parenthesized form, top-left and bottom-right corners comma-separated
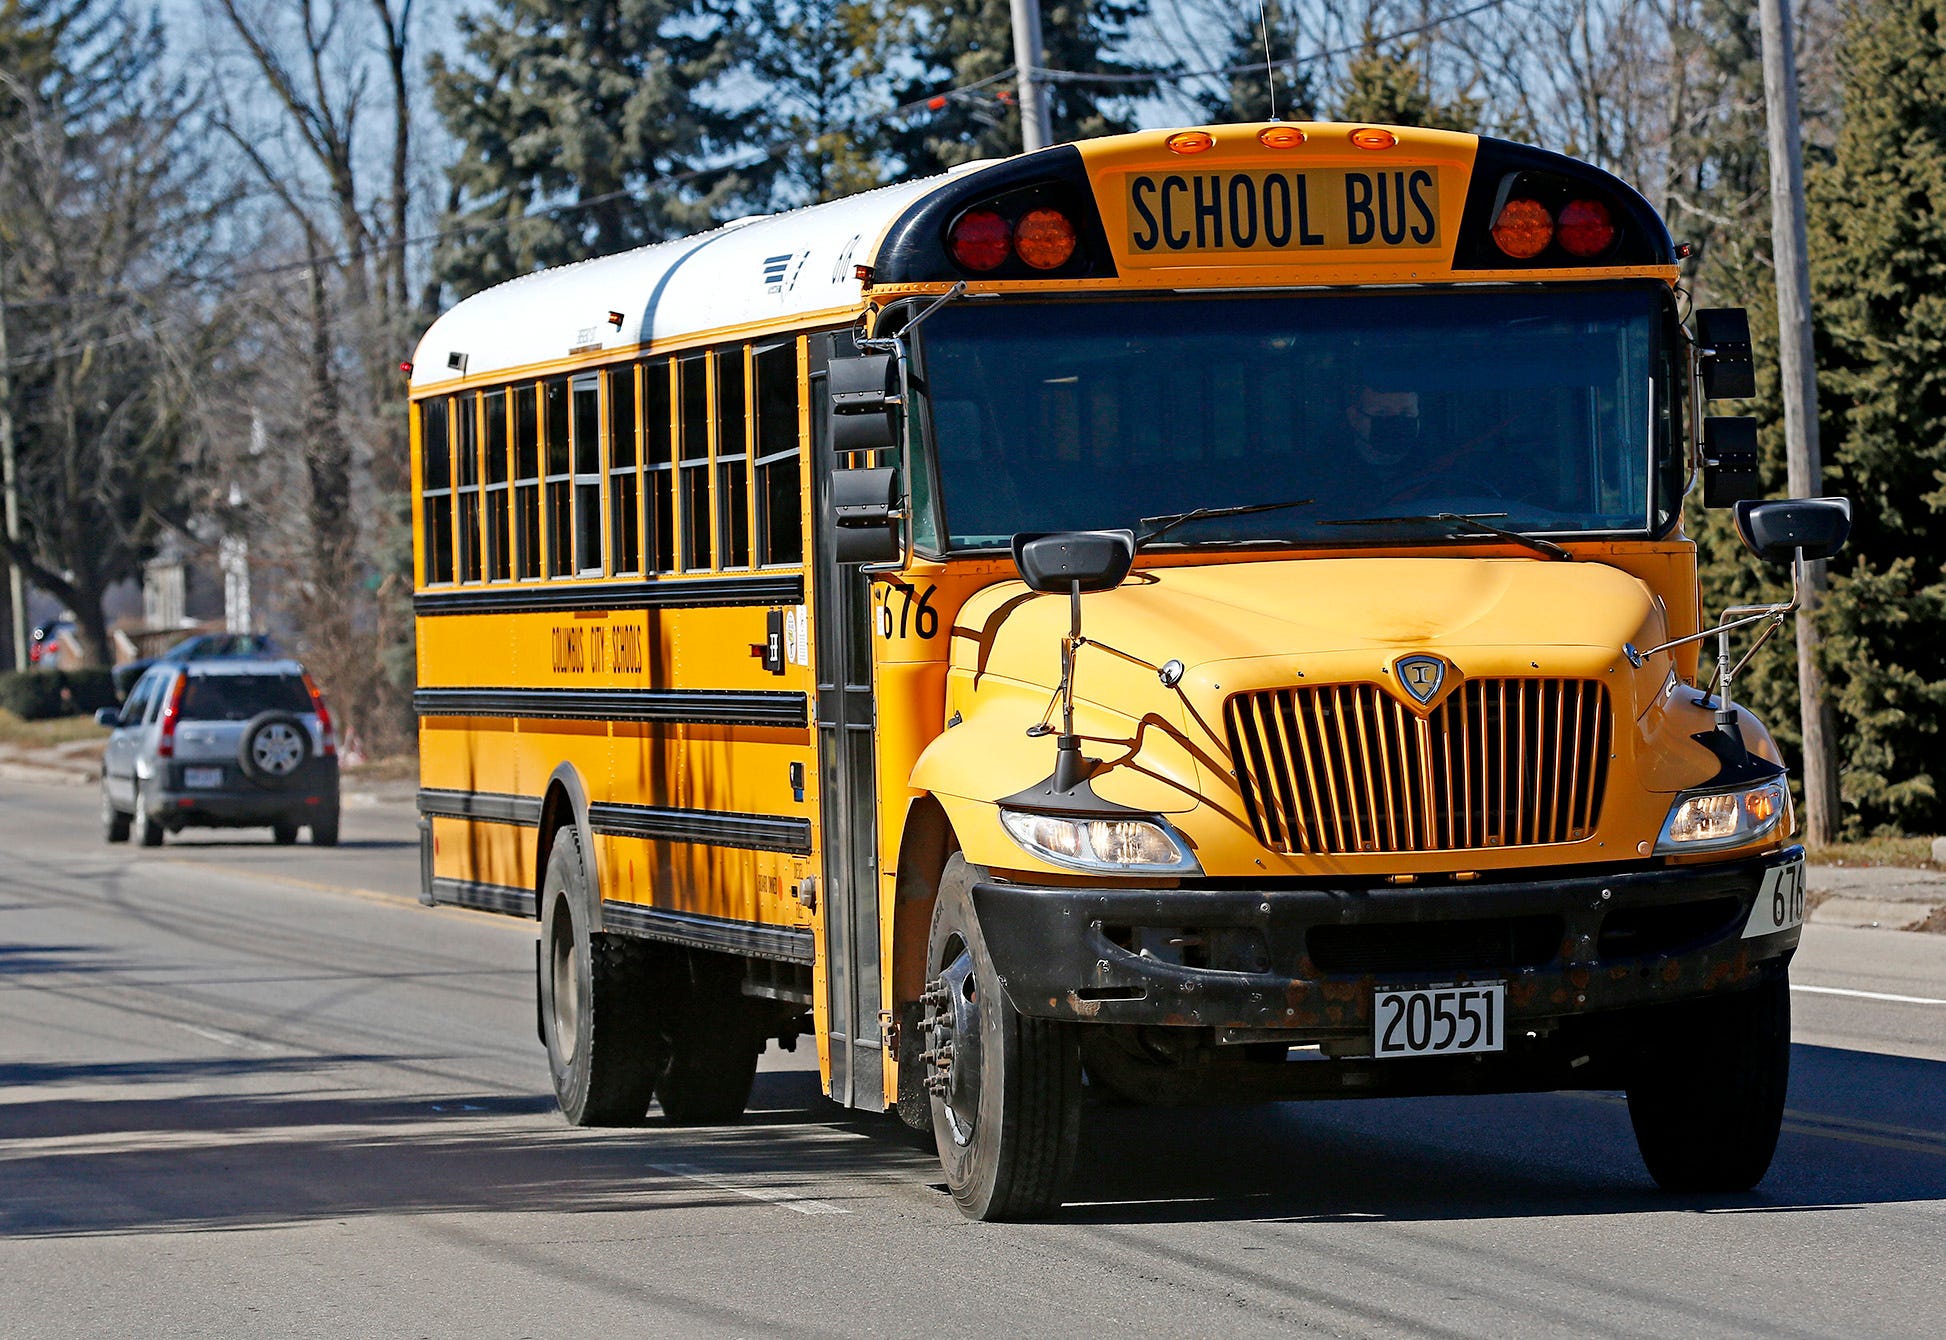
(998, 807, 1201, 874)
(1653, 777, 1792, 854)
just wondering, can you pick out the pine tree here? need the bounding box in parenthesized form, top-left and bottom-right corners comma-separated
(744, 0, 894, 207)
(1334, 30, 1477, 130)
(1197, 0, 1316, 124)
(429, 0, 738, 301)
(1796, 0, 1946, 833)
(888, 0, 1153, 174)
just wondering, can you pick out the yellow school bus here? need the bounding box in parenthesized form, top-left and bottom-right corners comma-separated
(409, 123, 1850, 1220)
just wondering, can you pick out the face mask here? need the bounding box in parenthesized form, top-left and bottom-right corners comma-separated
(1365, 413, 1419, 456)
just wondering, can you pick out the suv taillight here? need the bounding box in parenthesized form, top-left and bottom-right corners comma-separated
(302, 672, 337, 757)
(156, 675, 186, 758)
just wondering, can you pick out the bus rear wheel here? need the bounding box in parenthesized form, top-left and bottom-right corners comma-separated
(656, 952, 764, 1125)
(921, 855, 1081, 1221)
(538, 826, 668, 1125)
(1625, 972, 1790, 1193)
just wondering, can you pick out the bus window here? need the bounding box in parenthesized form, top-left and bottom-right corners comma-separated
(753, 340, 802, 565)
(456, 392, 482, 583)
(484, 388, 511, 581)
(716, 347, 751, 569)
(645, 358, 675, 573)
(543, 377, 571, 576)
(572, 373, 602, 575)
(419, 396, 453, 584)
(678, 353, 712, 571)
(513, 384, 541, 579)
(608, 365, 640, 575)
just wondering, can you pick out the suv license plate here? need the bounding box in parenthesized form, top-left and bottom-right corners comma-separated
(1374, 983, 1507, 1057)
(184, 767, 223, 789)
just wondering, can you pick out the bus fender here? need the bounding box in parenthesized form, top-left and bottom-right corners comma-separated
(536, 763, 602, 931)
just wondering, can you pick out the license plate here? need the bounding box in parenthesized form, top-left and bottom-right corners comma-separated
(1742, 857, 1807, 938)
(184, 767, 224, 789)
(1374, 983, 1506, 1058)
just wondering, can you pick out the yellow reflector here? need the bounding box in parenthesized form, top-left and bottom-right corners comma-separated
(1013, 208, 1078, 270)
(1349, 127, 1398, 150)
(1257, 125, 1306, 149)
(1166, 130, 1215, 155)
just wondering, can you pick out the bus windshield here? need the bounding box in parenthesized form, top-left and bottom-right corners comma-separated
(912, 287, 1679, 552)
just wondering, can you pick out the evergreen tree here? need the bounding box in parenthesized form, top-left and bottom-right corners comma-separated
(745, 0, 894, 207)
(1197, 0, 1316, 124)
(888, 0, 1153, 174)
(429, 0, 737, 300)
(1334, 31, 1477, 130)
(1797, 0, 1946, 833)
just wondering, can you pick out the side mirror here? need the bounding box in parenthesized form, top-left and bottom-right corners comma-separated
(1701, 416, 1761, 508)
(1733, 496, 1852, 565)
(1011, 530, 1136, 594)
(94, 706, 121, 728)
(826, 353, 900, 454)
(829, 465, 900, 565)
(1695, 307, 1756, 400)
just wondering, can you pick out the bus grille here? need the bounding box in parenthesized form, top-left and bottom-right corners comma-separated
(1223, 679, 1611, 855)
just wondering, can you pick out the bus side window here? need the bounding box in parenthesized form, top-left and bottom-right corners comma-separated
(572, 373, 602, 574)
(608, 364, 641, 575)
(543, 377, 572, 576)
(484, 388, 511, 581)
(513, 384, 541, 579)
(678, 353, 712, 571)
(644, 358, 675, 573)
(456, 391, 483, 583)
(753, 340, 802, 565)
(716, 345, 751, 569)
(419, 396, 454, 585)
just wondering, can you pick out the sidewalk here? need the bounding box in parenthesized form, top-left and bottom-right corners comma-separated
(1806, 864, 1946, 933)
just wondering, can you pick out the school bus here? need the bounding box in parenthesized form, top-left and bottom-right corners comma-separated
(408, 122, 1851, 1220)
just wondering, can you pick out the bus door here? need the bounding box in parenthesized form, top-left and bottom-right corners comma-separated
(809, 335, 885, 1111)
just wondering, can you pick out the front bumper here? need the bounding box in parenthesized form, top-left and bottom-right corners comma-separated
(972, 846, 1801, 1035)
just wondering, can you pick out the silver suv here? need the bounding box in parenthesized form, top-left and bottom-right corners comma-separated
(98, 658, 341, 847)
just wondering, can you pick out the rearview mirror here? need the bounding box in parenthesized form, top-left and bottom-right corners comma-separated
(1701, 416, 1761, 508)
(829, 465, 901, 565)
(93, 706, 121, 728)
(1695, 307, 1756, 400)
(1011, 530, 1136, 594)
(826, 353, 900, 454)
(1733, 496, 1852, 565)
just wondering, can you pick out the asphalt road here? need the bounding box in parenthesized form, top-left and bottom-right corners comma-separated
(1, 779, 1941, 1339)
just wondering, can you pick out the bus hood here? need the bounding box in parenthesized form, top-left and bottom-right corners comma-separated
(918, 555, 1693, 821)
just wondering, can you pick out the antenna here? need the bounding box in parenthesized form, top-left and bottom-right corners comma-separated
(1259, 1, 1277, 121)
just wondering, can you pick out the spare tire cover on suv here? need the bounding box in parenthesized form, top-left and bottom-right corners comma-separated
(239, 712, 312, 786)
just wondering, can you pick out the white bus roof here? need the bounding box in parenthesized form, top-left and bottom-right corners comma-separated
(409, 173, 971, 391)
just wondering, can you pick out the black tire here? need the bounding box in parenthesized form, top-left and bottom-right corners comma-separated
(921, 855, 1081, 1221)
(537, 825, 667, 1125)
(132, 782, 163, 847)
(102, 783, 130, 843)
(657, 952, 765, 1124)
(311, 816, 340, 847)
(272, 820, 300, 845)
(1625, 972, 1790, 1193)
(237, 711, 312, 788)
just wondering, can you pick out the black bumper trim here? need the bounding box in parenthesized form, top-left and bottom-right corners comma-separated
(417, 788, 543, 827)
(414, 573, 804, 617)
(600, 900, 814, 965)
(430, 876, 536, 918)
(414, 686, 808, 728)
(972, 847, 1804, 1031)
(589, 801, 812, 855)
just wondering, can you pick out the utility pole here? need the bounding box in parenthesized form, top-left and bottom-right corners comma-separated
(1758, 0, 1839, 845)
(0, 243, 26, 672)
(1009, 0, 1053, 152)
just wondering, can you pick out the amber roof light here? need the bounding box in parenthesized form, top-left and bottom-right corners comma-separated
(1166, 130, 1215, 154)
(1257, 125, 1306, 149)
(1349, 127, 1398, 150)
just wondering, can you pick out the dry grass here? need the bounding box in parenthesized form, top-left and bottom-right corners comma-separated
(0, 710, 110, 748)
(1806, 836, 1940, 870)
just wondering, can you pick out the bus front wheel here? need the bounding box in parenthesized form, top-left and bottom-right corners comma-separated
(538, 826, 667, 1125)
(921, 855, 1081, 1221)
(1624, 972, 1790, 1192)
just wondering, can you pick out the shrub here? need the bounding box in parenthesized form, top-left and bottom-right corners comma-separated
(0, 668, 121, 720)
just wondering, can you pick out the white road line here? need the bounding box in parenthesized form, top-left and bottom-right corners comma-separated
(649, 1160, 851, 1215)
(173, 1022, 278, 1052)
(1791, 984, 1946, 1007)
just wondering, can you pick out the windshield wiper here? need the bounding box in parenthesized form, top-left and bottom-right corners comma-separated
(1324, 512, 1573, 561)
(1136, 498, 1315, 548)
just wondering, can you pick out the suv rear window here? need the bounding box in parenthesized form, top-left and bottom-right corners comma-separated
(178, 674, 311, 721)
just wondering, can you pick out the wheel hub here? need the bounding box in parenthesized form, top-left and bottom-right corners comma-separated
(921, 944, 982, 1146)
